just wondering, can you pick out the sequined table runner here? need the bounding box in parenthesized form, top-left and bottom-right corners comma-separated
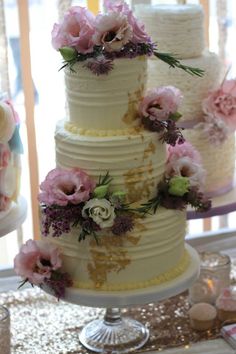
(0, 288, 223, 353)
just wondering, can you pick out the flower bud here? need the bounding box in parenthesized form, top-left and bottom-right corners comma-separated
(111, 191, 126, 201)
(93, 184, 109, 198)
(168, 176, 190, 197)
(59, 47, 77, 61)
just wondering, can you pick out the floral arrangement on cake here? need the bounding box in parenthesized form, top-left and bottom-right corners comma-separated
(39, 143, 210, 243)
(196, 79, 236, 145)
(14, 240, 73, 299)
(0, 100, 23, 211)
(138, 142, 211, 214)
(139, 86, 185, 146)
(51, 0, 204, 77)
(39, 170, 136, 242)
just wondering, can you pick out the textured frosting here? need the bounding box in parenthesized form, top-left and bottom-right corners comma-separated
(55, 120, 166, 202)
(135, 4, 204, 59)
(184, 130, 235, 196)
(65, 57, 147, 131)
(45, 208, 187, 290)
(148, 51, 222, 122)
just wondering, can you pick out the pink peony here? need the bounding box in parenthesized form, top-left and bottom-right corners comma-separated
(167, 142, 202, 164)
(139, 86, 183, 121)
(14, 240, 62, 285)
(103, 0, 150, 43)
(51, 6, 95, 54)
(0, 143, 11, 169)
(93, 12, 133, 52)
(38, 168, 96, 206)
(202, 79, 236, 129)
(0, 194, 10, 211)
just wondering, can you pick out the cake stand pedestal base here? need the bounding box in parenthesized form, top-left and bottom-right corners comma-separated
(79, 308, 149, 353)
(43, 244, 199, 353)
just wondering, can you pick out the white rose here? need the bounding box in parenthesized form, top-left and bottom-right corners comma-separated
(0, 102, 15, 143)
(82, 198, 115, 229)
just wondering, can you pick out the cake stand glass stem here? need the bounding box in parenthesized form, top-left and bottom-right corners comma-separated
(104, 308, 122, 325)
(79, 306, 149, 353)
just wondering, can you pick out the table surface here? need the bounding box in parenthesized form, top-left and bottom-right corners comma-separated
(1, 235, 236, 353)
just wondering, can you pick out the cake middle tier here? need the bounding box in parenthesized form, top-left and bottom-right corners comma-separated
(55, 121, 166, 203)
(64, 57, 147, 131)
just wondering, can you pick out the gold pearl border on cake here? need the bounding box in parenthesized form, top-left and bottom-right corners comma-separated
(73, 250, 190, 291)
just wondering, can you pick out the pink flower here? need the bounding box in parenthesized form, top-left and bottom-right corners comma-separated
(14, 240, 62, 285)
(0, 144, 11, 169)
(202, 79, 236, 129)
(196, 118, 230, 146)
(104, 0, 129, 13)
(139, 86, 183, 121)
(38, 168, 96, 206)
(0, 194, 10, 211)
(104, 0, 150, 43)
(51, 6, 95, 54)
(167, 142, 202, 164)
(93, 12, 133, 52)
(166, 142, 206, 190)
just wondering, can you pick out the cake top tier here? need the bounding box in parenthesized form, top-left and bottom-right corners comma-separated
(135, 4, 205, 59)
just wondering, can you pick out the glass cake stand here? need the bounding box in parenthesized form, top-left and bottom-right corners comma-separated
(44, 244, 200, 353)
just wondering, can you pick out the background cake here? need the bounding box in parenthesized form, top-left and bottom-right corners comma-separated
(0, 98, 22, 218)
(14, 2, 209, 298)
(135, 4, 235, 197)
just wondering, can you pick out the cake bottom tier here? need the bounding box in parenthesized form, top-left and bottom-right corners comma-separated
(184, 130, 235, 197)
(43, 208, 187, 291)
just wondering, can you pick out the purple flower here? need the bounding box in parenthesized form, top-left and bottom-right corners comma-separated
(41, 204, 83, 237)
(84, 55, 114, 75)
(196, 118, 230, 146)
(44, 271, 73, 299)
(111, 215, 134, 235)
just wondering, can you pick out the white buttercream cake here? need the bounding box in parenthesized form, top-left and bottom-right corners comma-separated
(135, 4, 235, 197)
(48, 57, 188, 291)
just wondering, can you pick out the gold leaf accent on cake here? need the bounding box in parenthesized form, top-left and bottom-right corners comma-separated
(87, 232, 141, 288)
(74, 250, 190, 291)
(123, 161, 154, 202)
(64, 121, 143, 137)
(143, 141, 156, 160)
(122, 84, 145, 126)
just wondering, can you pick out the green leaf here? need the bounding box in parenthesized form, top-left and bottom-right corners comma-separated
(93, 185, 109, 198)
(154, 51, 205, 77)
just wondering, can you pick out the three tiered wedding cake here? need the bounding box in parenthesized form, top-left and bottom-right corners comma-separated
(14, 1, 210, 298)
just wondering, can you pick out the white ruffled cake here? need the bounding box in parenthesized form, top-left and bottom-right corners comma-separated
(0, 100, 22, 219)
(50, 58, 188, 291)
(135, 4, 235, 197)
